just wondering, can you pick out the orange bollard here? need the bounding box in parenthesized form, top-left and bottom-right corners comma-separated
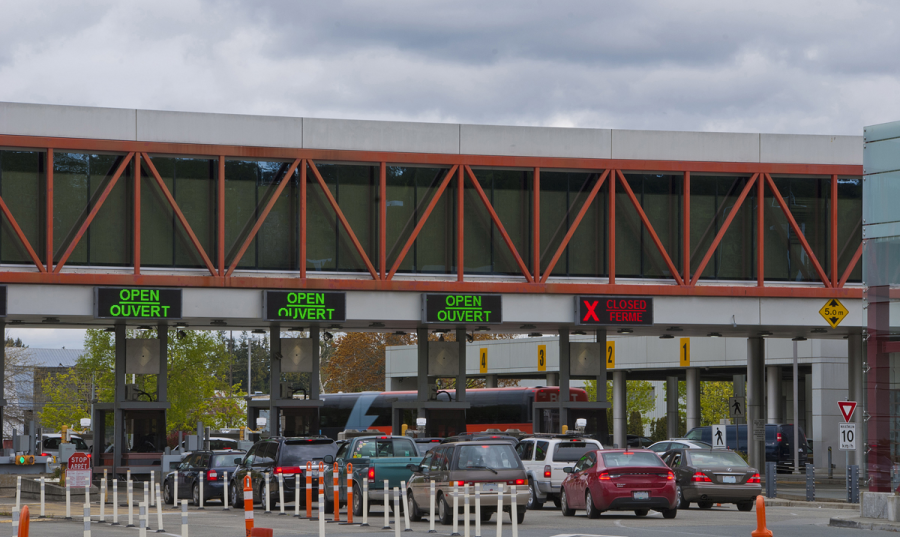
(346, 463, 354, 525)
(332, 462, 341, 522)
(751, 496, 772, 537)
(18, 505, 29, 537)
(250, 528, 273, 537)
(306, 462, 313, 519)
(244, 475, 254, 537)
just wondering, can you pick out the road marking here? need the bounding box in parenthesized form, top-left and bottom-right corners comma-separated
(614, 520, 724, 537)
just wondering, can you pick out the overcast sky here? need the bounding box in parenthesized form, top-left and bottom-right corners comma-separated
(1, 0, 897, 136)
(1, 1, 895, 348)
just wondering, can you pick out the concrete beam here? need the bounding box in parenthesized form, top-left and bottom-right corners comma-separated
(459, 124, 610, 158)
(136, 109, 303, 148)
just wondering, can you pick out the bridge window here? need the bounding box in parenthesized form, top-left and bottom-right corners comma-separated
(467, 169, 533, 276)
(691, 175, 757, 280)
(0, 151, 45, 266)
(618, 173, 683, 279)
(540, 171, 608, 277)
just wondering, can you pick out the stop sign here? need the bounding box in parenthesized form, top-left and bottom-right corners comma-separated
(68, 453, 90, 470)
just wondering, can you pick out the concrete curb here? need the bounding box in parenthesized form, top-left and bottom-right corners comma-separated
(830, 516, 900, 532)
(765, 498, 858, 510)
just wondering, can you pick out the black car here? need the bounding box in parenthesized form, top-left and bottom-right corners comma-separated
(229, 436, 338, 508)
(163, 450, 245, 506)
(441, 433, 519, 445)
(684, 424, 809, 472)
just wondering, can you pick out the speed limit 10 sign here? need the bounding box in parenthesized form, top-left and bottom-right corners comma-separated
(840, 423, 856, 450)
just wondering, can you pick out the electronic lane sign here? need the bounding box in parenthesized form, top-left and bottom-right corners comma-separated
(94, 288, 183, 319)
(422, 294, 502, 324)
(264, 291, 347, 322)
(575, 296, 653, 326)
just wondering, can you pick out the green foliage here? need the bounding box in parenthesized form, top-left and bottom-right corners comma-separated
(627, 411, 643, 436)
(584, 379, 656, 434)
(701, 381, 734, 426)
(649, 416, 686, 443)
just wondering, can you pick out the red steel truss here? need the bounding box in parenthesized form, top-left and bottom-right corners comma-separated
(0, 134, 863, 299)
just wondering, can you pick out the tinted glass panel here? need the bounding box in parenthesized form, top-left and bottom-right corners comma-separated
(602, 451, 665, 467)
(279, 441, 337, 465)
(456, 444, 519, 469)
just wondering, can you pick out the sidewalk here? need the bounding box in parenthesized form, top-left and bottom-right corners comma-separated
(830, 515, 900, 532)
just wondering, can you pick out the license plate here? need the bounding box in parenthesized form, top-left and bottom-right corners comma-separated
(479, 483, 499, 493)
(632, 491, 649, 500)
(722, 476, 736, 484)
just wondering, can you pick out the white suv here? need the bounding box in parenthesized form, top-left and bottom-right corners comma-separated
(515, 435, 603, 509)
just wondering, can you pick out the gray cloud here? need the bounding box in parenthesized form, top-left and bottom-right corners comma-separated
(0, 0, 897, 135)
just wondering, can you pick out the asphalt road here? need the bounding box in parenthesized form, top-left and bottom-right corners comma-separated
(3, 500, 883, 537)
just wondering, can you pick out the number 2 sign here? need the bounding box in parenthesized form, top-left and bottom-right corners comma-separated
(606, 341, 615, 369)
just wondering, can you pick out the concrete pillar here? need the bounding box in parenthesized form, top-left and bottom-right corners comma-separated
(686, 368, 700, 432)
(666, 376, 679, 439)
(848, 333, 864, 470)
(747, 337, 766, 474)
(416, 327, 428, 421)
(733, 374, 746, 425)
(484, 375, 498, 388)
(613, 371, 627, 449)
(157, 323, 168, 403)
(456, 329, 466, 402)
(113, 323, 126, 475)
(310, 326, 320, 400)
(559, 328, 570, 431)
(767, 366, 782, 424)
(545, 372, 559, 386)
(269, 326, 282, 436)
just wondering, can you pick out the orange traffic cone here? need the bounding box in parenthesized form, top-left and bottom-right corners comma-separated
(18, 505, 29, 537)
(751, 496, 772, 537)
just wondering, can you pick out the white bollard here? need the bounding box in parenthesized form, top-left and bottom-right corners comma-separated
(393, 487, 401, 537)
(474, 484, 481, 537)
(66, 476, 72, 519)
(401, 480, 411, 532)
(199, 470, 205, 510)
(83, 505, 91, 537)
(294, 474, 300, 517)
(361, 476, 369, 526)
(496, 484, 503, 537)
(318, 487, 326, 537)
(173, 470, 179, 508)
(127, 478, 134, 527)
(464, 484, 470, 537)
(112, 478, 119, 525)
(279, 473, 286, 515)
(139, 502, 147, 537)
(85, 483, 90, 510)
(40, 475, 46, 518)
(15, 475, 21, 513)
(155, 482, 164, 532)
(264, 472, 271, 514)
(510, 485, 518, 537)
(12, 506, 18, 537)
(429, 480, 436, 533)
(452, 482, 459, 537)
(223, 471, 230, 510)
(150, 471, 155, 507)
(383, 479, 390, 529)
(143, 482, 149, 512)
(181, 499, 189, 537)
(100, 476, 106, 523)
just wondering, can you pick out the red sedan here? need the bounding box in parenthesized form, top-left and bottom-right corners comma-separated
(560, 449, 677, 519)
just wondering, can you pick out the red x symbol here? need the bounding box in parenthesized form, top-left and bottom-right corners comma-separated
(583, 300, 599, 322)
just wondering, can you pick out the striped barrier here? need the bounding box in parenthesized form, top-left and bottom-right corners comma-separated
(244, 475, 254, 537)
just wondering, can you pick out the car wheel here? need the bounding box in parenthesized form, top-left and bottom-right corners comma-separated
(407, 490, 422, 522)
(553, 497, 561, 509)
(676, 486, 689, 509)
(585, 491, 600, 519)
(163, 481, 173, 505)
(192, 483, 200, 506)
(697, 501, 713, 509)
(527, 480, 543, 510)
(516, 508, 525, 524)
(560, 490, 575, 517)
(352, 484, 367, 517)
(662, 508, 677, 519)
(437, 493, 452, 525)
(231, 482, 242, 509)
(480, 508, 494, 522)
(634, 509, 649, 517)
(737, 501, 754, 512)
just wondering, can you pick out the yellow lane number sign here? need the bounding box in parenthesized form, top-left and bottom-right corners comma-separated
(820, 299, 848, 329)
(537, 345, 547, 372)
(606, 341, 616, 369)
(680, 338, 690, 367)
(479, 348, 488, 374)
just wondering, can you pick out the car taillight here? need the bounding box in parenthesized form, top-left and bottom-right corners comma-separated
(275, 466, 301, 476)
(691, 472, 712, 483)
(598, 472, 610, 481)
(776, 432, 783, 443)
(747, 473, 760, 484)
(456, 481, 467, 486)
(506, 479, 525, 486)
(368, 467, 375, 481)
(544, 465, 551, 478)
(207, 470, 218, 481)
(667, 471, 674, 481)
(41, 453, 49, 457)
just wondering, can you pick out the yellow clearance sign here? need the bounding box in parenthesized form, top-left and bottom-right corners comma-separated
(606, 341, 615, 369)
(819, 299, 849, 329)
(479, 348, 488, 374)
(537, 345, 547, 372)
(680, 338, 690, 367)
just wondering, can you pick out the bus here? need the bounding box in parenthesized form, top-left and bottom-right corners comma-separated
(317, 386, 591, 439)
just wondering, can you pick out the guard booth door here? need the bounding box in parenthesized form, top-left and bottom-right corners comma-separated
(427, 409, 466, 437)
(280, 408, 320, 437)
(568, 409, 609, 444)
(537, 409, 560, 435)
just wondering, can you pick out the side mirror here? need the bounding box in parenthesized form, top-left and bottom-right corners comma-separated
(234, 457, 243, 465)
(406, 463, 420, 472)
(323, 455, 334, 464)
(563, 467, 574, 474)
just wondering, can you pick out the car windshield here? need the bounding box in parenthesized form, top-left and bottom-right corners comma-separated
(210, 439, 237, 450)
(456, 444, 519, 470)
(280, 440, 337, 465)
(553, 442, 596, 462)
(212, 454, 242, 467)
(43, 437, 89, 451)
(602, 452, 665, 468)
(687, 451, 749, 467)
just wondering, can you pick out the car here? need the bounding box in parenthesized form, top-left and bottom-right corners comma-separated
(413, 437, 444, 455)
(38, 434, 90, 459)
(626, 435, 653, 448)
(163, 450, 245, 506)
(441, 433, 519, 446)
(683, 424, 809, 472)
(648, 439, 711, 453)
(407, 440, 529, 525)
(516, 434, 603, 510)
(560, 449, 676, 519)
(230, 436, 338, 509)
(179, 437, 240, 452)
(662, 448, 761, 511)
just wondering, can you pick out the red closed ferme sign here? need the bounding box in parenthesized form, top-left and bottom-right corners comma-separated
(575, 296, 654, 326)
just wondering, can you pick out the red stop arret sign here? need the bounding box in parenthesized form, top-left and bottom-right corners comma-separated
(575, 296, 654, 326)
(68, 453, 90, 470)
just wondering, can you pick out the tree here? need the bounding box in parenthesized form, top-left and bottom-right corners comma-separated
(321, 332, 416, 393)
(583, 379, 656, 434)
(701, 381, 734, 426)
(3, 341, 37, 435)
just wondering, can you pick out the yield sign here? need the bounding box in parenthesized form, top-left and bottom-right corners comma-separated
(838, 401, 857, 423)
